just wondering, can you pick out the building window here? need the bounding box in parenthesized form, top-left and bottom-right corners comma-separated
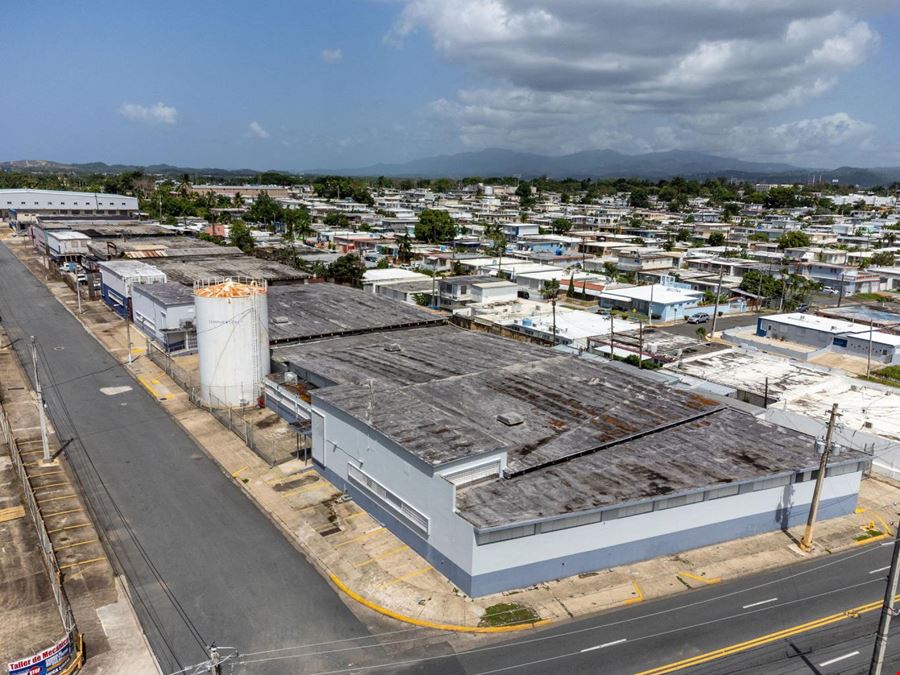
(347, 464, 429, 537)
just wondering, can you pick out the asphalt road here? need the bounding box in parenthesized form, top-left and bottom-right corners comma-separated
(0, 242, 378, 674)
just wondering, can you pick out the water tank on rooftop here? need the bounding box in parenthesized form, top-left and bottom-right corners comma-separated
(194, 277, 270, 408)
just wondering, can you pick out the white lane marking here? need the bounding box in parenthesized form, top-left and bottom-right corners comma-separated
(869, 566, 891, 574)
(100, 386, 132, 396)
(742, 597, 778, 609)
(580, 639, 627, 653)
(819, 650, 859, 667)
(881, 541, 895, 547)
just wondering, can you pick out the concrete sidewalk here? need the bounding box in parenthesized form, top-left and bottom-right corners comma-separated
(7, 232, 900, 633)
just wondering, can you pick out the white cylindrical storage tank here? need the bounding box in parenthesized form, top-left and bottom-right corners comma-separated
(194, 278, 270, 407)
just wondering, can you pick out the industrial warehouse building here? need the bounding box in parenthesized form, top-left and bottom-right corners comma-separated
(265, 324, 867, 596)
(1, 188, 138, 229)
(757, 313, 900, 364)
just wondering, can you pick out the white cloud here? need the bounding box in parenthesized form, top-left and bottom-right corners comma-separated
(391, 1, 883, 160)
(246, 121, 271, 139)
(654, 113, 876, 164)
(321, 48, 343, 64)
(119, 102, 177, 125)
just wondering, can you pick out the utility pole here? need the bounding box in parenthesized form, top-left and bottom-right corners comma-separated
(648, 282, 654, 326)
(30, 337, 52, 464)
(609, 313, 615, 360)
(76, 277, 82, 314)
(710, 267, 725, 338)
(800, 403, 840, 551)
(124, 310, 133, 364)
(638, 321, 644, 369)
(869, 523, 900, 675)
(837, 272, 845, 308)
(209, 645, 221, 675)
(866, 319, 875, 378)
(551, 293, 557, 344)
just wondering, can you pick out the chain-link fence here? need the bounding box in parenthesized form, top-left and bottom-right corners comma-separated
(146, 338, 303, 466)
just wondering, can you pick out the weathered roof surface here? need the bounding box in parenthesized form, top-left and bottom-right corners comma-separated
(455, 407, 859, 528)
(272, 324, 554, 387)
(132, 281, 195, 306)
(316, 355, 724, 470)
(266, 283, 444, 344)
(151, 256, 309, 285)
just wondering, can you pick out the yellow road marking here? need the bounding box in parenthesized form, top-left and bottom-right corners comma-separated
(334, 527, 385, 548)
(354, 544, 410, 568)
(28, 470, 64, 478)
(854, 532, 889, 546)
(855, 506, 868, 514)
(344, 511, 368, 520)
(58, 556, 105, 572)
(873, 513, 894, 536)
(38, 493, 78, 504)
(624, 579, 645, 605)
(330, 573, 551, 633)
(41, 508, 82, 517)
(266, 469, 315, 485)
(378, 565, 433, 588)
(678, 571, 721, 585)
(48, 523, 91, 535)
(33, 482, 69, 492)
(635, 594, 900, 675)
(137, 375, 161, 398)
(231, 466, 249, 478)
(281, 481, 332, 497)
(55, 538, 99, 551)
(0, 505, 26, 523)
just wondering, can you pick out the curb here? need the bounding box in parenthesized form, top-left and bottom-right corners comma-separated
(329, 574, 551, 633)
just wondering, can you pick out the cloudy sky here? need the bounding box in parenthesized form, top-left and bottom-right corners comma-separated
(4, 1, 899, 169)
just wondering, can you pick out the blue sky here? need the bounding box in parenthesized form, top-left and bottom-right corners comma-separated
(4, 1, 899, 170)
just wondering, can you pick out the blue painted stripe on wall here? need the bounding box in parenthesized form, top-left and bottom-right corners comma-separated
(313, 459, 858, 598)
(467, 492, 858, 597)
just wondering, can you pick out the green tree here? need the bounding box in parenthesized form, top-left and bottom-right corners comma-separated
(602, 261, 619, 281)
(675, 227, 691, 242)
(749, 232, 769, 242)
(867, 251, 896, 267)
(777, 231, 812, 250)
(328, 253, 365, 287)
(708, 232, 726, 247)
(247, 191, 282, 226)
(415, 209, 457, 243)
(324, 212, 351, 229)
(376, 257, 390, 269)
(629, 188, 650, 209)
(550, 217, 573, 234)
(396, 234, 413, 264)
(541, 278, 561, 343)
(229, 220, 256, 253)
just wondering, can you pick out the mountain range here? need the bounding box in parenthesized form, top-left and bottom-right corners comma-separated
(3, 149, 900, 186)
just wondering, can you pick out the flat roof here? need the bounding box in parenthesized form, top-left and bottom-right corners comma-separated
(273, 324, 554, 387)
(267, 283, 444, 344)
(456, 407, 844, 528)
(132, 281, 195, 306)
(600, 284, 703, 304)
(817, 305, 900, 327)
(317, 356, 727, 470)
(150, 256, 309, 285)
(762, 313, 862, 334)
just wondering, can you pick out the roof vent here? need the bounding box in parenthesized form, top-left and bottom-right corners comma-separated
(384, 344, 402, 352)
(272, 316, 291, 325)
(497, 412, 524, 426)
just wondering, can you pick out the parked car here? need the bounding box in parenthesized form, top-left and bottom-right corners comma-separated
(821, 287, 840, 296)
(687, 313, 709, 324)
(796, 303, 809, 313)
(517, 290, 530, 299)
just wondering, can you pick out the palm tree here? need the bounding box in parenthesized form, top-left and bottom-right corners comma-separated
(541, 279, 561, 344)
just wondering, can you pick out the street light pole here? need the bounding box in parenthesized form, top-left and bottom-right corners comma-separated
(866, 319, 875, 378)
(30, 337, 52, 464)
(710, 267, 725, 338)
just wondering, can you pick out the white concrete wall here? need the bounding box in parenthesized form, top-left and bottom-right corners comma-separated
(312, 398, 477, 573)
(470, 471, 861, 576)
